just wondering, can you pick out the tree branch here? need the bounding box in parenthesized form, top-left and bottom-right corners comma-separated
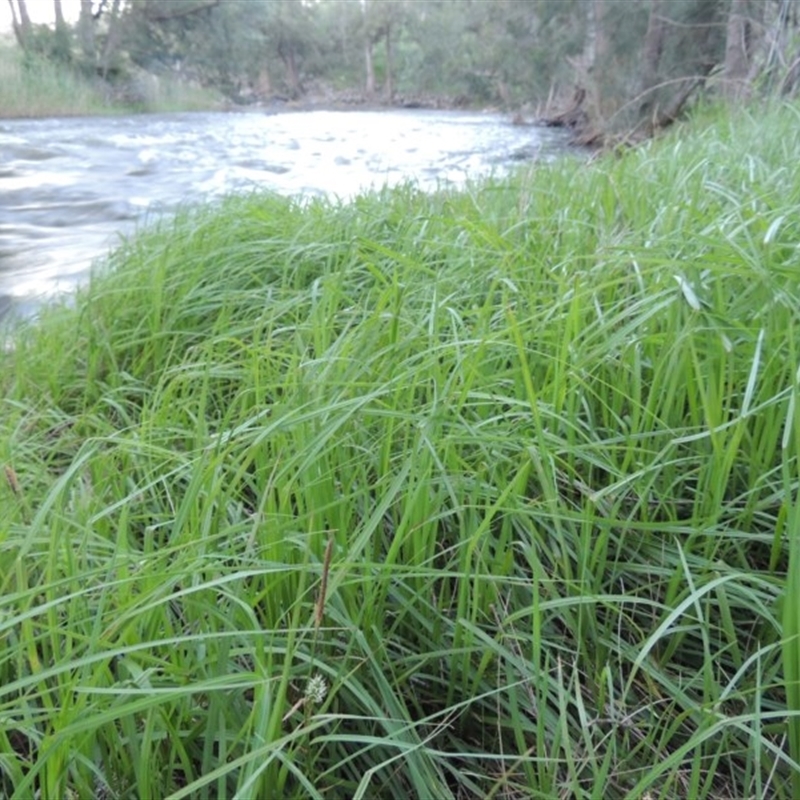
(144, 0, 220, 22)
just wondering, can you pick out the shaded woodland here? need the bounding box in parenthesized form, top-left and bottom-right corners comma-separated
(7, 0, 800, 137)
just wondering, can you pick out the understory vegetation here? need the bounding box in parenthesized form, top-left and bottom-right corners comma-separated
(6, 0, 800, 136)
(0, 42, 110, 117)
(0, 42, 220, 118)
(2, 102, 800, 799)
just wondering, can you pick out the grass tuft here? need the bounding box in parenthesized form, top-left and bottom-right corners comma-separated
(2, 101, 800, 798)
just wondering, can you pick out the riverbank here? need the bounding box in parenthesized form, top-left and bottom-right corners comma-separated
(0, 41, 474, 120)
(2, 101, 800, 799)
(0, 39, 504, 121)
(0, 44, 222, 118)
(1, 109, 569, 322)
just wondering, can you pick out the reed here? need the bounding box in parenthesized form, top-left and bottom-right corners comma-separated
(0, 45, 108, 117)
(2, 101, 800, 798)
(0, 43, 219, 118)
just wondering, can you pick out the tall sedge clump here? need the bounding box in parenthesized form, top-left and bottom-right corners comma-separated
(783, 352, 800, 798)
(784, 517, 800, 799)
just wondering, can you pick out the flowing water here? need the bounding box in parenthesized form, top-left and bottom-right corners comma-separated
(0, 109, 574, 320)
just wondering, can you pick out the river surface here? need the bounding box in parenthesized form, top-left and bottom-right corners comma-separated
(0, 109, 573, 320)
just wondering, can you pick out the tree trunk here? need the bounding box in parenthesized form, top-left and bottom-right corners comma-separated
(53, 0, 66, 29)
(384, 24, 394, 102)
(7, 0, 32, 49)
(78, 0, 96, 65)
(584, 0, 608, 122)
(282, 49, 301, 98)
(593, 0, 609, 67)
(100, 0, 123, 80)
(365, 39, 376, 96)
(724, 0, 751, 100)
(638, 0, 666, 117)
(256, 67, 271, 96)
(13, 0, 30, 29)
(652, 76, 703, 129)
(49, 0, 73, 63)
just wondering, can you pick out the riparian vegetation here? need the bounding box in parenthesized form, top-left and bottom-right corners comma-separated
(2, 101, 800, 798)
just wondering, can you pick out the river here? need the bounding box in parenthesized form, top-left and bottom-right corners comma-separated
(0, 109, 573, 320)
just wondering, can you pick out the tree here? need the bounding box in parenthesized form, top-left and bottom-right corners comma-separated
(53, 0, 65, 29)
(723, 0, 752, 98)
(100, 0, 124, 79)
(360, 0, 406, 100)
(8, 0, 73, 62)
(267, 1, 314, 99)
(49, 0, 72, 62)
(140, 0, 221, 21)
(7, 0, 799, 124)
(638, 0, 666, 117)
(6, 0, 32, 49)
(77, 0, 96, 65)
(122, 0, 237, 85)
(583, 0, 610, 119)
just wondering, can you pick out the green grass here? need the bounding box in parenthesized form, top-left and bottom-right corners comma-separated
(0, 44, 110, 117)
(0, 43, 219, 118)
(2, 101, 800, 798)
